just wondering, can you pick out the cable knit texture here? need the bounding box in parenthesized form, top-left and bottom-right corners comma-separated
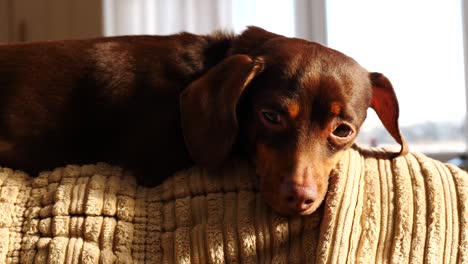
(0, 146, 467, 263)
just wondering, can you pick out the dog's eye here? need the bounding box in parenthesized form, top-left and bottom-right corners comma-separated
(260, 109, 282, 125)
(332, 124, 353, 138)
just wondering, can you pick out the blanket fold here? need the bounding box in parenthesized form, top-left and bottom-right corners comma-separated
(0, 146, 467, 263)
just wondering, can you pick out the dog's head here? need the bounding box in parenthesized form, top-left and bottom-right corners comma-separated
(180, 27, 407, 216)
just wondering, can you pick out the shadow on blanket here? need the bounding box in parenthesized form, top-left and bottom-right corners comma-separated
(0, 145, 467, 263)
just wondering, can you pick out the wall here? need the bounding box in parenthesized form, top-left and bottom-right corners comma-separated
(0, 0, 103, 43)
(0, 0, 10, 42)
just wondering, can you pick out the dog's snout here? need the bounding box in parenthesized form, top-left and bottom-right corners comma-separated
(284, 183, 317, 212)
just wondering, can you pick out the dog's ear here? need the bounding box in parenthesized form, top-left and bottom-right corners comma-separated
(369, 72, 409, 157)
(180, 54, 264, 167)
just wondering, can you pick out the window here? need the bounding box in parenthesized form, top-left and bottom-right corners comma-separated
(326, 0, 466, 157)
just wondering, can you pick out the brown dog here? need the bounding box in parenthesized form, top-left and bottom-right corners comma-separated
(0, 26, 407, 216)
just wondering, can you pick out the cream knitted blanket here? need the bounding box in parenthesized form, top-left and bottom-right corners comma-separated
(0, 146, 467, 263)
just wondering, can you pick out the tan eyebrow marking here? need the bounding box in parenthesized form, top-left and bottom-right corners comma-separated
(288, 103, 300, 119)
(330, 103, 341, 115)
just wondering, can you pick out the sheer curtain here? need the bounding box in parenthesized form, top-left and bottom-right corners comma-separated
(104, 0, 233, 36)
(102, 0, 326, 43)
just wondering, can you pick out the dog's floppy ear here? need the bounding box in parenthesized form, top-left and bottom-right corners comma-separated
(180, 54, 264, 167)
(369, 72, 409, 157)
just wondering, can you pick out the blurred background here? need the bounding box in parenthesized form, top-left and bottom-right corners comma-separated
(0, 0, 467, 163)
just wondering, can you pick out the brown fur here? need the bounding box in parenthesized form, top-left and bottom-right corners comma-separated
(0, 26, 407, 216)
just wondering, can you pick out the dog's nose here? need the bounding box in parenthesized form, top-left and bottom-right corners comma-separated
(284, 184, 317, 212)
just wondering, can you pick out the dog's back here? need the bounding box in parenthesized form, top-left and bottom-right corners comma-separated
(0, 32, 232, 183)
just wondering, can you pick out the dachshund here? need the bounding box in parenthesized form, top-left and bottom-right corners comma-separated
(0, 26, 407, 216)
